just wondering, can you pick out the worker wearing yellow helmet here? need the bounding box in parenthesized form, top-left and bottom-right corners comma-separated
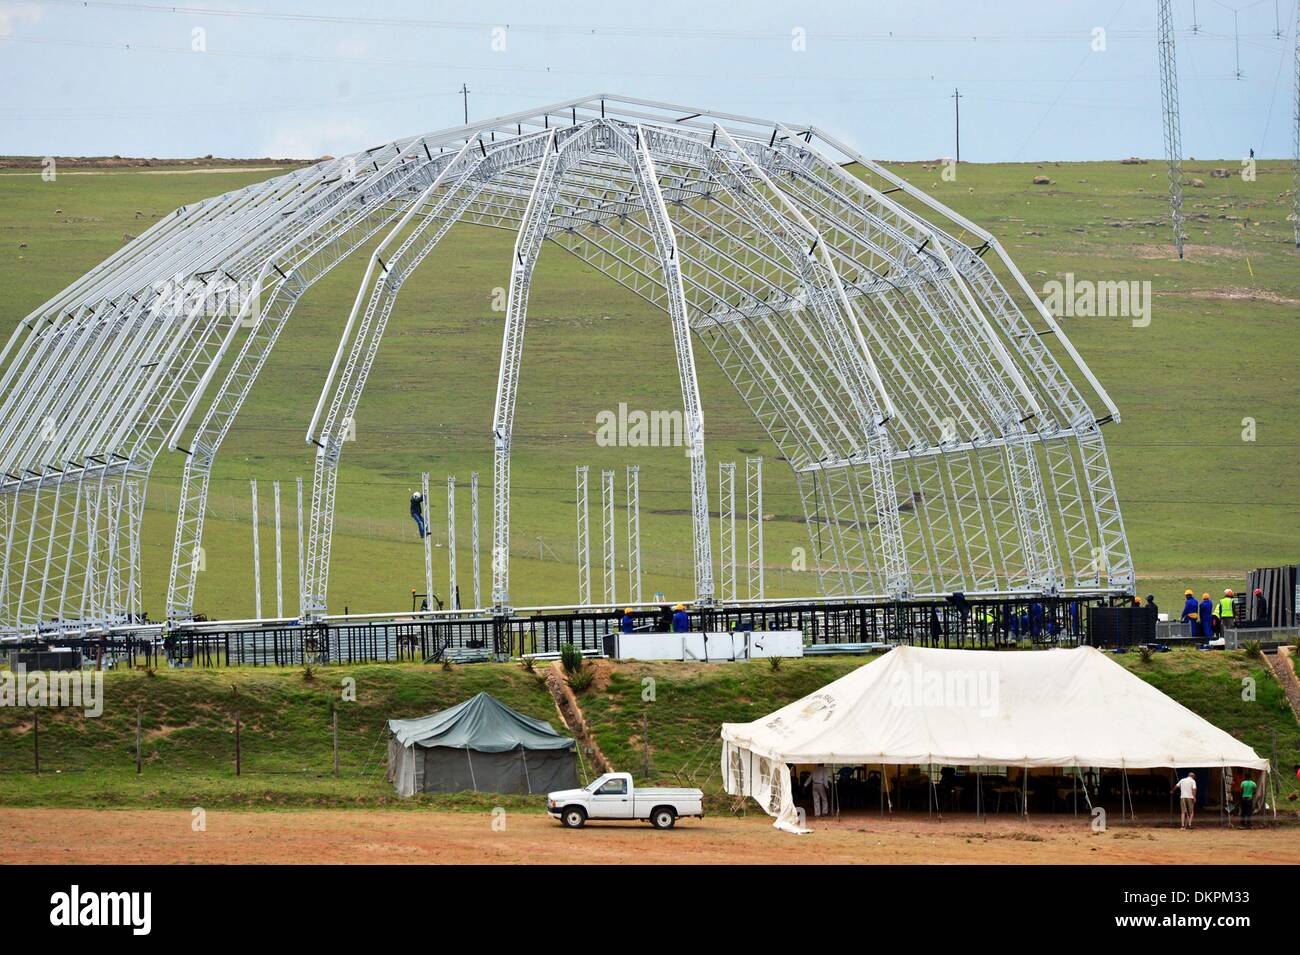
(671, 603, 690, 633)
(1180, 589, 1199, 633)
(619, 607, 636, 634)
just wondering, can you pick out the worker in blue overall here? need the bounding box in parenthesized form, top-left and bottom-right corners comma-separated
(409, 491, 427, 539)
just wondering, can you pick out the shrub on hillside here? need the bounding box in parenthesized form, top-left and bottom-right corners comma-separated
(559, 643, 583, 675)
(566, 663, 595, 693)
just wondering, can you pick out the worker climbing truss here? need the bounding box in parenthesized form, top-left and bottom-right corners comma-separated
(0, 94, 1133, 635)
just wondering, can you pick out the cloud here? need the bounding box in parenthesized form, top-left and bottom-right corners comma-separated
(0, 2, 43, 37)
(260, 119, 378, 160)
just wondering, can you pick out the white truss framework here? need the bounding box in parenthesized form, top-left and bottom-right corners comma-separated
(0, 93, 1134, 633)
(626, 464, 642, 605)
(601, 468, 616, 606)
(470, 470, 482, 610)
(447, 475, 458, 610)
(718, 461, 737, 602)
(745, 456, 764, 600)
(575, 464, 591, 606)
(296, 476, 305, 618)
(420, 471, 432, 611)
(250, 479, 261, 619)
(273, 479, 283, 619)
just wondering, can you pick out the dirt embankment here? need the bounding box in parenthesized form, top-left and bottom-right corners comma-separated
(544, 662, 612, 777)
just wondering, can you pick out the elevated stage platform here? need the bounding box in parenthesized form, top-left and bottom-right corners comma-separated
(3, 592, 1124, 670)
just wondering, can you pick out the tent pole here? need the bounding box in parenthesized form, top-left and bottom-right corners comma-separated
(1221, 769, 1228, 828)
(520, 746, 532, 794)
(1169, 768, 1175, 826)
(466, 747, 477, 790)
(976, 768, 982, 821)
(879, 763, 884, 816)
(1119, 767, 1125, 822)
(1021, 763, 1028, 818)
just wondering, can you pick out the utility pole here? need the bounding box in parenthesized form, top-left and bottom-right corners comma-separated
(951, 88, 962, 164)
(459, 83, 470, 124)
(1292, 0, 1299, 249)
(1157, 0, 1186, 259)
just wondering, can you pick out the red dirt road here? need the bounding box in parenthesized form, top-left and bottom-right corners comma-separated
(2, 809, 1297, 864)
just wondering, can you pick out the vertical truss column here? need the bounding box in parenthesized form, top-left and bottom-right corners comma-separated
(745, 457, 764, 600)
(575, 465, 591, 606)
(273, 480, 284, 618)
(125, 478, 142, 622)
(296, 476, 305, 618)
(624, 127, 713, 602)
(447, 475, 458, 610)
(626, 464, 642, 604)
(601, 468, 616, 606)
(250, 479, 261, 619)
(492, 132, 563, 611)
(420, 472, 433, 611)
(718, 462, 737, 602)
(1157, 0, 1187, 258)
(470, 471, 481, 610)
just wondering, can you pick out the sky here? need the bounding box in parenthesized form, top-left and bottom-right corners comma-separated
(0, 0, 1296, 161)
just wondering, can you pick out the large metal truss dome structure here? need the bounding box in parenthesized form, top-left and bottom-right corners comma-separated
(0, 94, 1133, 635)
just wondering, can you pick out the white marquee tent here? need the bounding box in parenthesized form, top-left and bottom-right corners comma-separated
(722, 646, 1269, 831)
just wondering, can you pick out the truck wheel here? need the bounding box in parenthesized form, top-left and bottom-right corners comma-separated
(650, 807, 677, 830)
(561, 806, 587, 829)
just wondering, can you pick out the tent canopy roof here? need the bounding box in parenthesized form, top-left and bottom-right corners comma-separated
(721, 646, 1268, 771)
(389, 692, 575, 753)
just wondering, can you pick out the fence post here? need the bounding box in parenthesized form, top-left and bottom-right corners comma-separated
(33, 709, 39, 774)
(332, 704, 340, 778)
(135, 705, 142, 775)
(641, 711, 650, 779)
(234, 711, 241, 776)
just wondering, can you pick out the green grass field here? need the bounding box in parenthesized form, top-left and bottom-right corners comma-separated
(0, 156, 1296, 617)
(0, 651, 1295, 811)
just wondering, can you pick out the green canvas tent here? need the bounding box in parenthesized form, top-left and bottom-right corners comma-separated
(386, 692, 579, 796)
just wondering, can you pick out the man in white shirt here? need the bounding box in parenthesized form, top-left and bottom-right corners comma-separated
(806, 764, 830, 817)
(1172, 771, 1197, 829)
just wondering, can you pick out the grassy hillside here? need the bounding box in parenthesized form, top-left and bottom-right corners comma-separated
(0, 651, 1295, 810)
(0, 156, 1296, 616)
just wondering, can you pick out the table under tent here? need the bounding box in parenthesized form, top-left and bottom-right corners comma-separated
(722, 646, 1271, 831)
(387, 692, 579, 796)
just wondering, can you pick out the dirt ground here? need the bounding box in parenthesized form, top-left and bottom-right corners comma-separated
(2, 809, 1298, 864)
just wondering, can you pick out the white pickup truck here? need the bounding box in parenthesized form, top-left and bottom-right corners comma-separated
(547, 772, 705, 830)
